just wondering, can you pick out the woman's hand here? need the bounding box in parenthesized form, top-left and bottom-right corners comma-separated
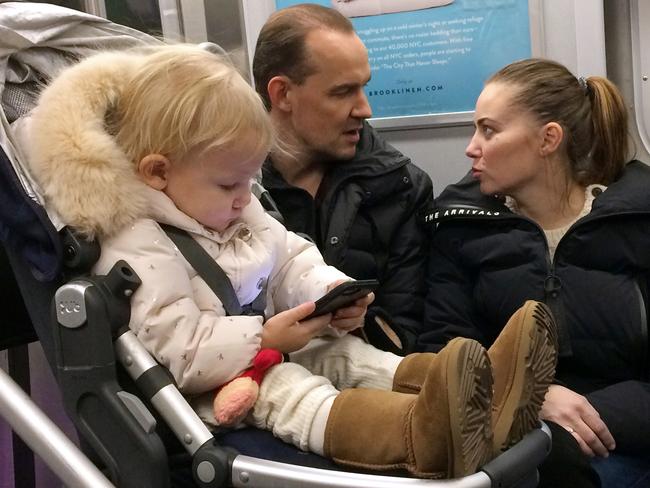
(540, 384, 616, 457)
(261, 302, 331, 353)
(326, 280, 375, 332)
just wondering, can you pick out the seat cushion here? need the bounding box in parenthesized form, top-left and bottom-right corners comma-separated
(215, 427, 339, 470)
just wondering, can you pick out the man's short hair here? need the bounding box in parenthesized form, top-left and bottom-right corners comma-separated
(252, 4, 354, 110)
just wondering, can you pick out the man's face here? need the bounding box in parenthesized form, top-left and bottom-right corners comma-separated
(282, 29, 372, 162)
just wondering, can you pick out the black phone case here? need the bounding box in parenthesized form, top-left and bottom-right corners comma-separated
(304, 279, 379, 320)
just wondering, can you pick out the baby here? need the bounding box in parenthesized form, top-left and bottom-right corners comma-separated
(23, 44, 557, 479)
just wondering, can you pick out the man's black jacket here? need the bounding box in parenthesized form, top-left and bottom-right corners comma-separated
(262, 122, 433, 353)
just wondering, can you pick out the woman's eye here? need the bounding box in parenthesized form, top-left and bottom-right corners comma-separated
(481, 126, 494, 137)
(220, 183, 237, 191)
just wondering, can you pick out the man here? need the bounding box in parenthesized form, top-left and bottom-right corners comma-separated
(253, 3, 433, 354)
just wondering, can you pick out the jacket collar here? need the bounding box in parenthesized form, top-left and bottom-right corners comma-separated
(145, 186, 255, 244)
(433, 160, 650, 222)
(590, 160, 650, 215)
(262, 120, 410, 196)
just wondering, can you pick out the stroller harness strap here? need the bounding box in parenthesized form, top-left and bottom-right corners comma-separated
(159, 223, 265, 317)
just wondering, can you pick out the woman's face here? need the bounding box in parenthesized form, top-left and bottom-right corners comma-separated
(466, 82, 546, 197)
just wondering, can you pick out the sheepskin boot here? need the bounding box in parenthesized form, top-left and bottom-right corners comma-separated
(324, 337, 493, 478)
(391, 300, 558, 455)
(490, 300, 558, 454)
(392, 351, 436, 394)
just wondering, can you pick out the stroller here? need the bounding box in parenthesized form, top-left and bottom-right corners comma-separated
(0, 3, 552, 487)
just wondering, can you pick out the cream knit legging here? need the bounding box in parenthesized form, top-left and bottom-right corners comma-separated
(248, 334, 402, 454)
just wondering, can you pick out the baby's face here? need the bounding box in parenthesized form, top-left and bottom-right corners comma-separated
(164, 140, 266, 232)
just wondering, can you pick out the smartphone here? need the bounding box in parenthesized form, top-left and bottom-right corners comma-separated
(304, 279, 379, 320)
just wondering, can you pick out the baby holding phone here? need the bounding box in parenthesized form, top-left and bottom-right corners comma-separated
(23, 44, 556, 479)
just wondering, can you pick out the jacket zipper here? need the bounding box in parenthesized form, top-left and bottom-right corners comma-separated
(548, 211, 650, 361)
(526, 217, 573, 356)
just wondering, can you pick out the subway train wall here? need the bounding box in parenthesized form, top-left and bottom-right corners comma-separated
(242, 0, 611, 195)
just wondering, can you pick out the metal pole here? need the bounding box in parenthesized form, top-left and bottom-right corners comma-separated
(0, 367, 114, 488)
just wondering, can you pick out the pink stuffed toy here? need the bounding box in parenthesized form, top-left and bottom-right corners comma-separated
(213, 349, 283, 426)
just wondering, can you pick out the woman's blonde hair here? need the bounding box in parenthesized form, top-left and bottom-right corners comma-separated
(111, 44, 274, 165)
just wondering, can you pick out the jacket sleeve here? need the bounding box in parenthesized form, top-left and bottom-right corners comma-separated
(586, 380, 650, 453)
(371, 165, 433, 352)
(417, 223, 489, 352)
(94, 220, 263, 395)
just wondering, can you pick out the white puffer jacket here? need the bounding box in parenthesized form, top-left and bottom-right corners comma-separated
(95, 188, 346, 394)
(21, 50, 348, 395)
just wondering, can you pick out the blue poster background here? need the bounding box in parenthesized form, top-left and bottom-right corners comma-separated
(274, 0, 531, 119)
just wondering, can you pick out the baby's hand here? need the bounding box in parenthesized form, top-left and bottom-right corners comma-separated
(327, 280, 374, 332)
(262, 302, 332, 353)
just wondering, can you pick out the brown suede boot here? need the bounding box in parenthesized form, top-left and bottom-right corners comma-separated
(489, 300, 558, 454)
(392, 352, 435, 394)
(324, 338, 493, 478)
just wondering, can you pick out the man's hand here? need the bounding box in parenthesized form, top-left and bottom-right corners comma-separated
(540, 384, 616, 457)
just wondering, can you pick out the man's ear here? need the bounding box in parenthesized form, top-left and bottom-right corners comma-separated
(267, 75, 292, 112)
(138, 154, 171, 190)
(539, 122, 564, 156)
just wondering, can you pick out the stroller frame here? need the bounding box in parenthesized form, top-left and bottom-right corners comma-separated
(0, 3, 551, 487)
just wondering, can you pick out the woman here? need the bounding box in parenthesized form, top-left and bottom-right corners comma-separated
(419, 58, 650, 487)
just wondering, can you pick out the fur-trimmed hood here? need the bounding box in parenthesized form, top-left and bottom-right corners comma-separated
(23, 50, 151, 239)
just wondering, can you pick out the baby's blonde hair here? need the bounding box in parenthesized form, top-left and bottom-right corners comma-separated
(112, 44, 274, 165)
